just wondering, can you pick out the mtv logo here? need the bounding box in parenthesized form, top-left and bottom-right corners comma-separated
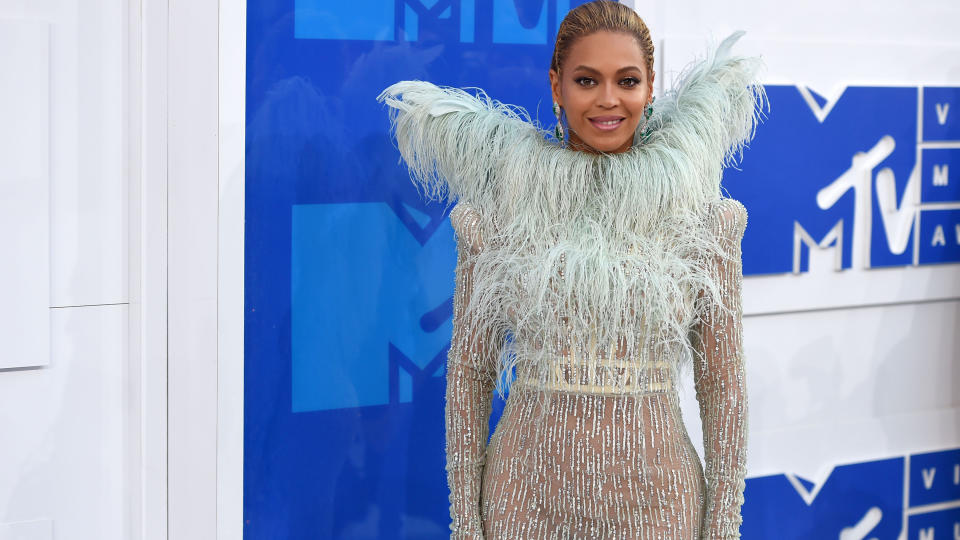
(291, 202, 456, 412)
(908, 448, 960, 508)
(742, 447, 960, 539)
(734, 85, 960, 276)
(742, 457, 904, 539)
(295, 0, 573, 44)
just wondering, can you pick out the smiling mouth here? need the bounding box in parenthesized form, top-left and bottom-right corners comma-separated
(589, 116, 625, 131)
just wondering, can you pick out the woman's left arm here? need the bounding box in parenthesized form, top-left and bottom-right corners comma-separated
(692, 198, 749, 540)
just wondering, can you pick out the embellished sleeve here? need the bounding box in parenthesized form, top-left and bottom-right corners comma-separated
(691, 198, 749, 540)
(647, 31, 768, 186)
(445, 202, 497, 539)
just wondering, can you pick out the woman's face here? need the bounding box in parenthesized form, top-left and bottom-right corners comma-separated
(549, 31, 654, 154)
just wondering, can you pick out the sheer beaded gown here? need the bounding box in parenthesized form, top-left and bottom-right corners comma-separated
(445, 199, 748, 540)
(377, 31, 764, 540)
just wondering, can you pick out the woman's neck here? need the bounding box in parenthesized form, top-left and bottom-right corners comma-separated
(567, 131, 635, 155)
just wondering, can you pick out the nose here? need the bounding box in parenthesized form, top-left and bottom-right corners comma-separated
(596, 81, 619, 108)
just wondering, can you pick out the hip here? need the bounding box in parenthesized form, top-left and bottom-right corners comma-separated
(480, 386, 706, 529)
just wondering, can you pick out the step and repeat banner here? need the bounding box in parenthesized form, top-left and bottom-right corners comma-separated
(244, 1, 960, 538)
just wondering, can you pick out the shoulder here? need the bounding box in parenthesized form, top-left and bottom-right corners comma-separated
(449, 201, 486, 255)
(706, 197, 748, 241)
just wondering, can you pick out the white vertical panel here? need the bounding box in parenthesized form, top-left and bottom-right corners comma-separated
(129, 0, 170, 537)
(0, 20, 50, 369)
(167, 0, 219, 538)
(217, 0, 246, 537)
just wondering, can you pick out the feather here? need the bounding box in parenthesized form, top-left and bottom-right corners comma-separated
(376, 31, 767, 409)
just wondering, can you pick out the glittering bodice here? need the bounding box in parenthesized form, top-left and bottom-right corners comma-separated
(444, 201, 749, 539)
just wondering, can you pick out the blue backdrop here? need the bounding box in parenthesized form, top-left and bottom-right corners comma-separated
(244, 1, 960, 538)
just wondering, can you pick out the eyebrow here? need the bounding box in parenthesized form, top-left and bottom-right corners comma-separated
(571, 65, 643, 75)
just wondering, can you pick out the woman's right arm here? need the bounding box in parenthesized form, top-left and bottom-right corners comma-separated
(445, 203, 497, 539)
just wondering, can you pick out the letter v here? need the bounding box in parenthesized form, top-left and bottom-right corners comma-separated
(936, 102, 950, 125)
(922, 467, 936, 489)
(875, 161, 920, 255)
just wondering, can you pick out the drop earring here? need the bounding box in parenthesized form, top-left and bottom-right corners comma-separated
(553, 101, 565, 145)
(639, 96, 656, 141)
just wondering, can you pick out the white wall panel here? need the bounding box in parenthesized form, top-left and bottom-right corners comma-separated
(0, 20, 50, 369)
(680, 299, 960, 477)
(0, 1, 132, 539)
(0, 519, 52, 540)
(0, 305, 125, 540)
(48, 0, 127, 308)
(649, 0, 960, 46)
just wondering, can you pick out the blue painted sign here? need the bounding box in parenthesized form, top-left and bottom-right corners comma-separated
(245, 1, 960, 537)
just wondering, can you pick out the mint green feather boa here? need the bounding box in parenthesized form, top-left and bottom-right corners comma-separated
(377, 31, 767, 403)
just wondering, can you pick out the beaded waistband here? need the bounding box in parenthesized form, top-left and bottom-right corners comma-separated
(512, 351, 675, 396)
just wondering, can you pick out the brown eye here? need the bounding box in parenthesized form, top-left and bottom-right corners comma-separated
(575, 77, 596, 87)
(620, 77, 640, 88)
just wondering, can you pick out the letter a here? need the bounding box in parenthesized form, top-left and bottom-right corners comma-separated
(932, 225, 946, 246)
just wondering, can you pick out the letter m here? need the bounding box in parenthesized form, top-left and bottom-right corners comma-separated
(793, 220, 844, 274)
(933, 164, 949, 186)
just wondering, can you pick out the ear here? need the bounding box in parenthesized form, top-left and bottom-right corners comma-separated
(549, 68, 562, 107)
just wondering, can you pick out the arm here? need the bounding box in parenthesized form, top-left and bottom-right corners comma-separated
(692, 198, 749, 540)
(445, 202, 497, 539)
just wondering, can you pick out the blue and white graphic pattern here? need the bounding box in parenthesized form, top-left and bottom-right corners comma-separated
(733, 85, 960, 275)
(243, 1, 959, 538)
(295, 0, 573, 44)
(743, 448, 960, 540)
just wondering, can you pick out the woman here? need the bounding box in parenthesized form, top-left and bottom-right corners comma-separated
(378, 1, 766, 538)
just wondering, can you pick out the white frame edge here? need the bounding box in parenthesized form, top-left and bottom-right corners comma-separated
(218, 0, 246, 537)
(166, 0, 220, 535)
(129, 0, 169, 538)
